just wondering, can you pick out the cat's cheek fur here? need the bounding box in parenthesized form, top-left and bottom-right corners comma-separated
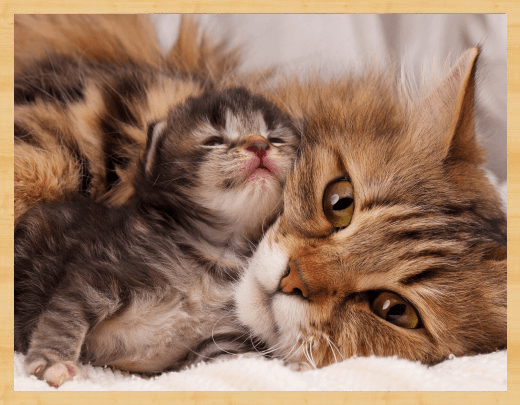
(235, 223, 289, 343)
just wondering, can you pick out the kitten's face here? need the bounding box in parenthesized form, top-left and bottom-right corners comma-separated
(144, 87, 300, 239)
(235, 50, 507, 367)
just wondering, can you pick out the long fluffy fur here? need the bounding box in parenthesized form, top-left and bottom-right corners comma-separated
(14, 15, 246, 223)
(235, 48, 506, 368)
(14, 15, 300, 387)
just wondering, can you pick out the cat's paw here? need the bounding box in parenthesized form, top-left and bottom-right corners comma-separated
(25, 357, 83, 388)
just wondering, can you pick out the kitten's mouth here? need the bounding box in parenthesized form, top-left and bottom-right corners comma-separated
(247, 166, 273, 182)
(255, 164, 271, 173)
(244, 161, 273, 179)
(241, 155, 280, 186)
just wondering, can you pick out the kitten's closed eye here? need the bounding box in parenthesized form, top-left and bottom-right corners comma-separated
(267, 137, 286, 145)
(203, 137, 225, 147)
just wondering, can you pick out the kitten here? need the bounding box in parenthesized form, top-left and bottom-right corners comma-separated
(235, 48, 507, 369)
(14, 87, 300, 387)
(14, 15, 250, 223)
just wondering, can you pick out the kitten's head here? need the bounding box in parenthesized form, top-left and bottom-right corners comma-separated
(141, 87, 300, 242)
(235, 48, 506, 367)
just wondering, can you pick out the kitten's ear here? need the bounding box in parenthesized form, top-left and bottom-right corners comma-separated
(418, 47, 484, 164)
(144, 120, 168, 176)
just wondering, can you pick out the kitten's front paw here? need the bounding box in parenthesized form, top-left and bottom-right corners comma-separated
(25, 357, 83, 388)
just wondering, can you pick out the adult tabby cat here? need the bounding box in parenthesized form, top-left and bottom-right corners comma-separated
(235, 48, 507, 368)
(15, 86, 299, 387)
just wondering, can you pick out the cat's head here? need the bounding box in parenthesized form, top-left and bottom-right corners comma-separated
(140, 87, 300, 241)
(235, 48, 507, 367)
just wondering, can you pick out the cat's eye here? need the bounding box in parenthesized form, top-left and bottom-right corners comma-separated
(371, 292, 420, 329)
(268, 137, 285, 145)
(204, 137, 225, 147)
(323, 180, 354, 228)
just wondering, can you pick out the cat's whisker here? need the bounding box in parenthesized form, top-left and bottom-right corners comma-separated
(281, 336, 302, 362)
(325, 337, 337, 364)
(209, 311, 249, 358)
(327, 336, 344, 362)
(302, 341, 314, 369)
(307, 340, 317, 369)
(251, 336, 283, 357)
(325, 336, 342, 365)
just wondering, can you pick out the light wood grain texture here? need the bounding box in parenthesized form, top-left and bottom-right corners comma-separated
(1, 1, 518, 404)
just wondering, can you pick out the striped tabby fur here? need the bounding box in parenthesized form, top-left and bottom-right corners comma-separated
(15, 87, 299, 386)
(14, 14, 254, 222)
(14, 15, 300, 387)
(235, 48, 507, 369)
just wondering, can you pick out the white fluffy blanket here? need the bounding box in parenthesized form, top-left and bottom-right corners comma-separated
(14, 350, 507, 391)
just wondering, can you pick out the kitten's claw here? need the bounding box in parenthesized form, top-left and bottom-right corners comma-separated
(25, 358, 83, 388)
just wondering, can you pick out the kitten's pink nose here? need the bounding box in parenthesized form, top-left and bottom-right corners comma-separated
(280, 261, 308, 298)
(245, 136, 270, 159)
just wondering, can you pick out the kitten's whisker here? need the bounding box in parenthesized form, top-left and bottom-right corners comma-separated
(302, 341, 312, 368)
(250, 334, 282, 357)
(305, 340, 317, 369)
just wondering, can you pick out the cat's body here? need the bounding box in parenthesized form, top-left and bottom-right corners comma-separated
(235, 49, 507, 368)
(15, 87, 299, 386)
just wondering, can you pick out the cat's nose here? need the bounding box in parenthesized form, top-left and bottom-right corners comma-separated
(245, 136, 270, 159)
(280, 261, 308, 298)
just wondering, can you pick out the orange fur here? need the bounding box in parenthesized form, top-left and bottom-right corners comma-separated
(14, 15, 245, 224)
(236, 48, 506, 367)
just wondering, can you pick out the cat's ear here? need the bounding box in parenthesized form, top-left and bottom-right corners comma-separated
(144, 120, 168, 176)
(418, 47, 484, 164)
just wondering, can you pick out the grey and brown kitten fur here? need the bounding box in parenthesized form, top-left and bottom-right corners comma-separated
(14, 15, 262, 223)
(15, 87, 300, 387)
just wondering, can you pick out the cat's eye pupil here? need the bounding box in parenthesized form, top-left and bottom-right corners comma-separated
(386, 304, 406, 320)
(371, 291, 420, 329)
(332, 197, 353, 211)
(323, 180, 354, 229)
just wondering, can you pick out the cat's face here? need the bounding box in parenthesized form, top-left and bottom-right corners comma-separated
(143, 87, 300, 241)
(235, 49, 507, 367)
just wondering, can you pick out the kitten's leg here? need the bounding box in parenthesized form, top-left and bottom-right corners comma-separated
(24, 295, 89, 388)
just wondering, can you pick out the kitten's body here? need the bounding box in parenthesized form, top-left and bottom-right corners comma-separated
(15, 88, 299, 386)
(235, 49, 507, 368)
